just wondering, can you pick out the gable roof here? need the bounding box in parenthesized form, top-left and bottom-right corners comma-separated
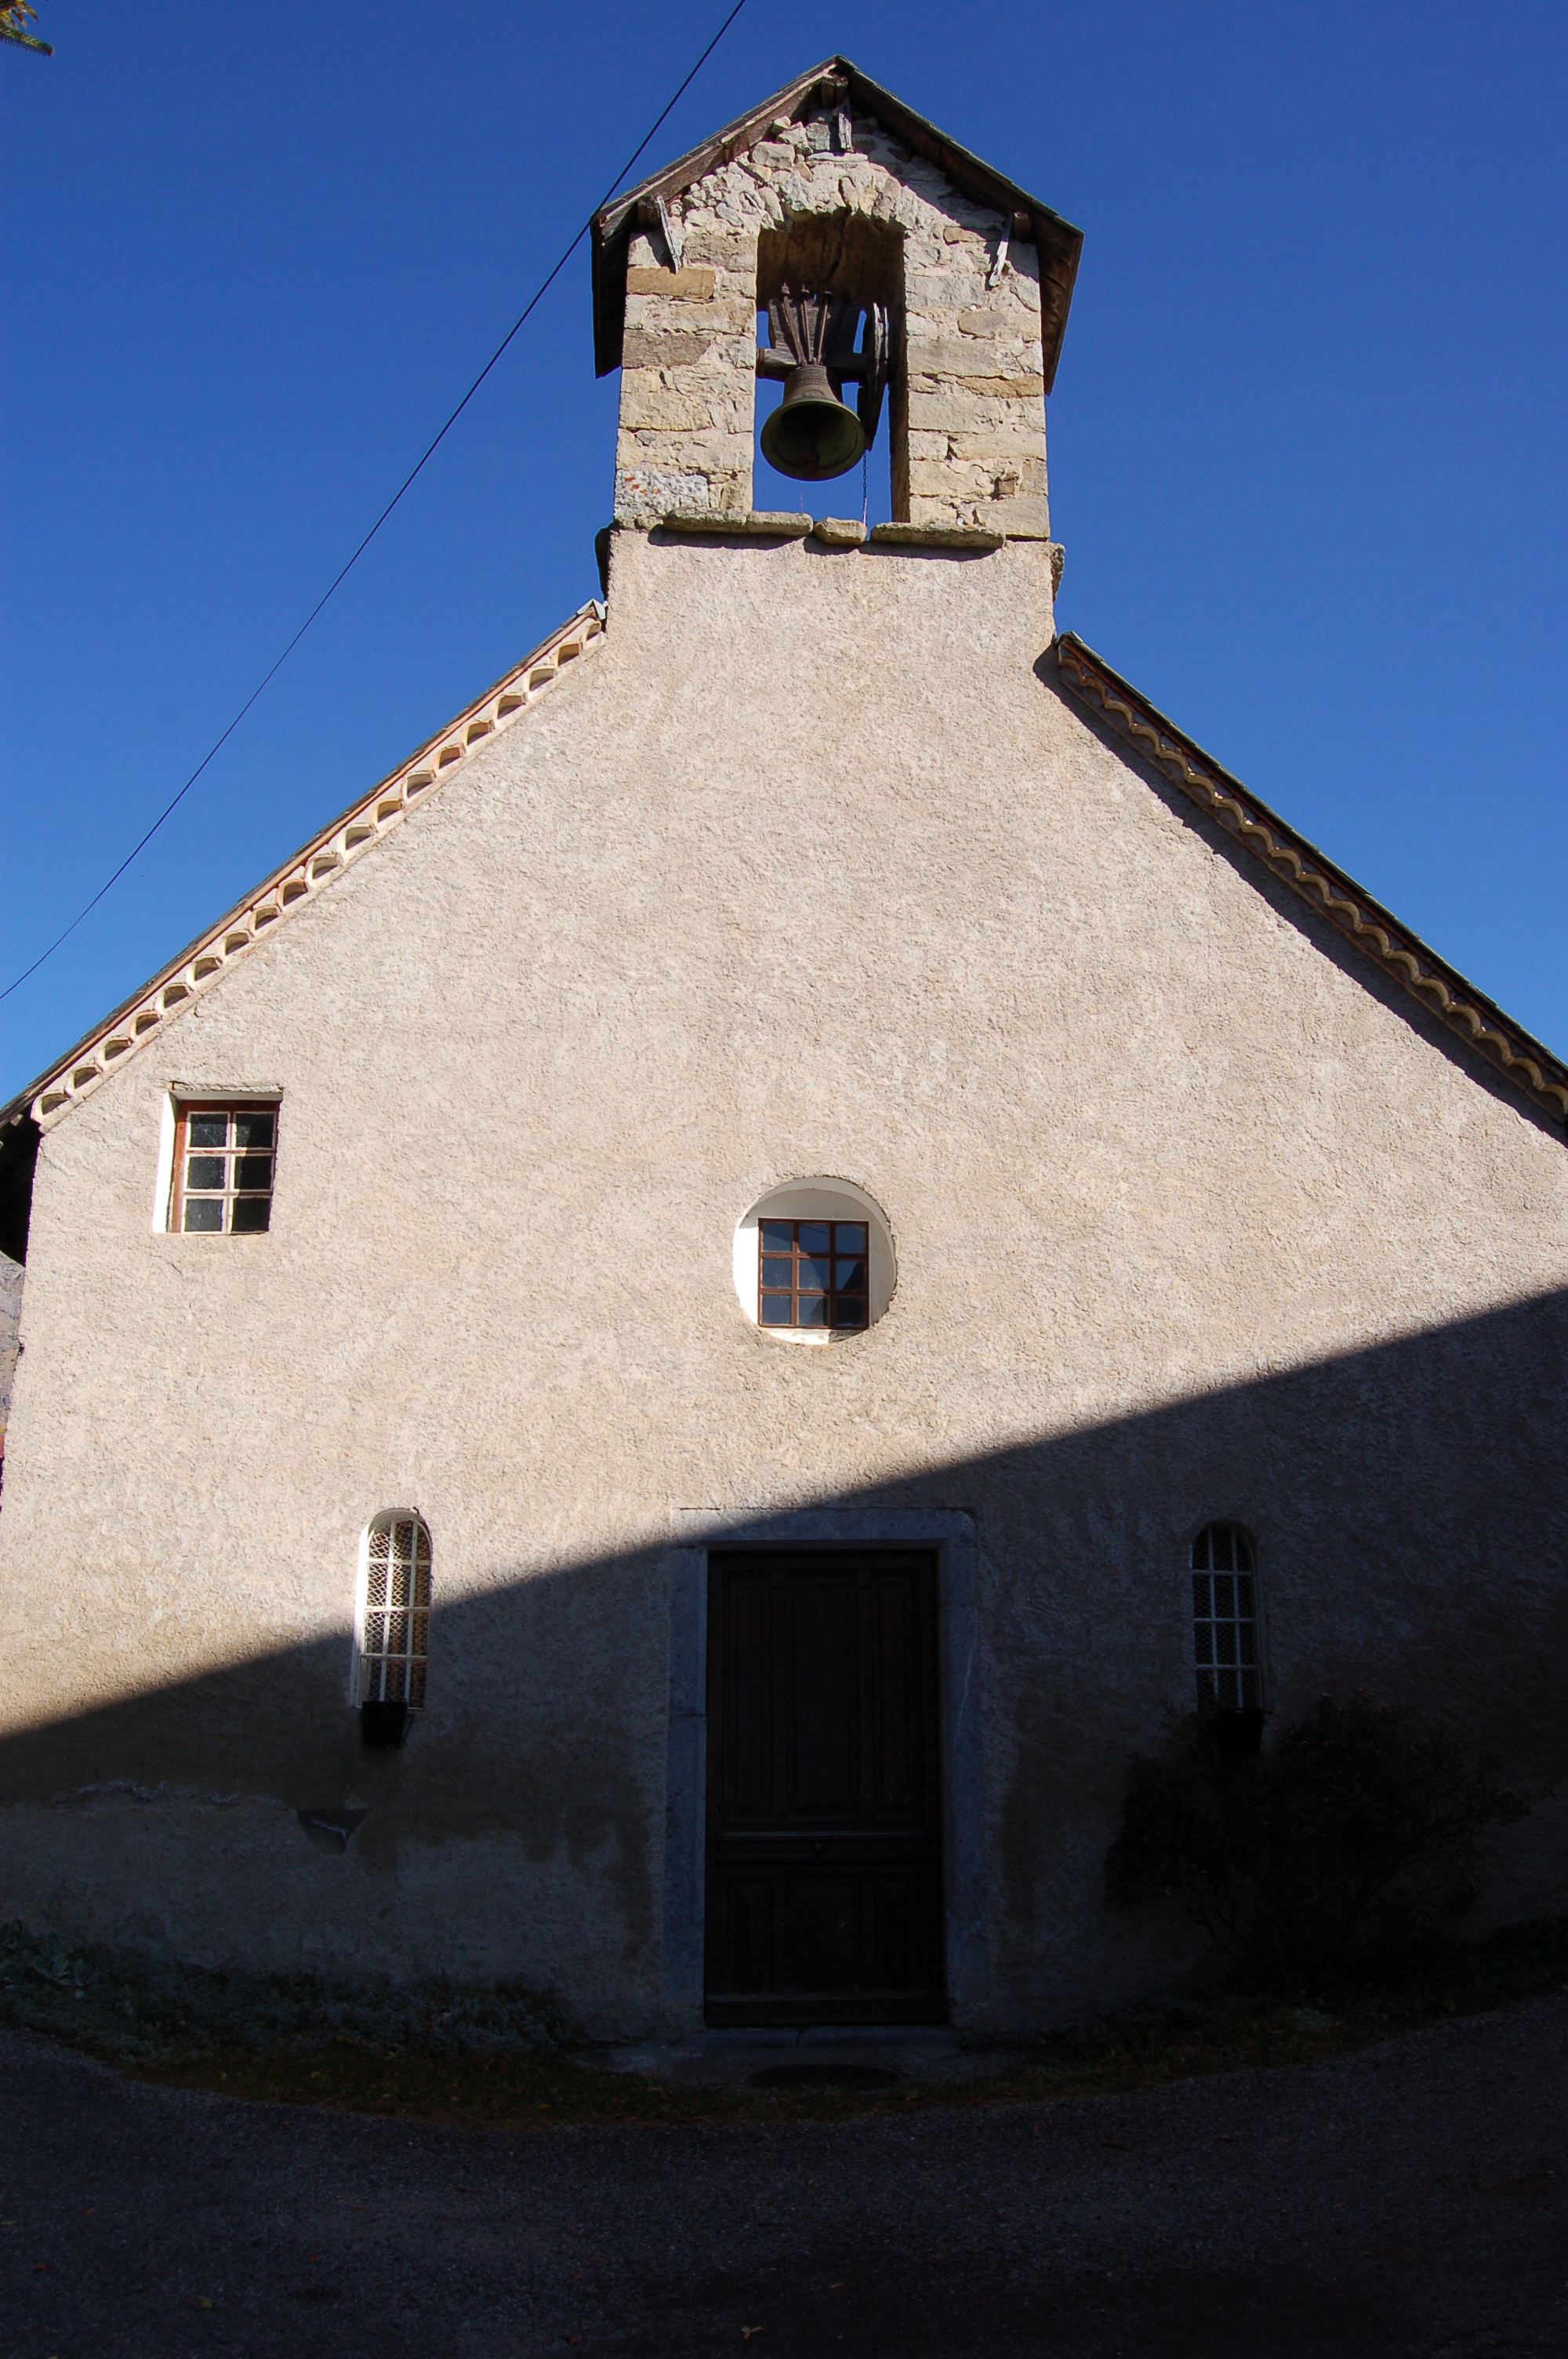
(1055, 633, 1568, 1127)
(591, 54, 1084, 391)
(5, 602, 606, 1136)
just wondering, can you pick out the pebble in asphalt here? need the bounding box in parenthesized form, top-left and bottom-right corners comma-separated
(2, 1997, 1565, 2357)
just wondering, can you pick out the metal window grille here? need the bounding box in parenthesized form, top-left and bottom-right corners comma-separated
(757, 1218, 869, 1329)
(1192, 1522, 1260, 1710)
(361, 1516, 432, 1705)
(172, 1102, 277, 1233)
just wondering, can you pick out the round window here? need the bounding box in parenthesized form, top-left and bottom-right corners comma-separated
(733, 1179, 896, 1345)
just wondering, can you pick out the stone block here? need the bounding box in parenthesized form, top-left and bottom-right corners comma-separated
(956, 374, 1047, 400)
(621, 329, 722, 370)
(996, 496, 1053, 538)
(903, 394, 1008, 434)
(625, 267, 717, 300)
(906, 457, 996, 498)
(618, 392, 722, 434)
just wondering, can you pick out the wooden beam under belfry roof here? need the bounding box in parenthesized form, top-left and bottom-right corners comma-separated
(590, 55, 1084, 392)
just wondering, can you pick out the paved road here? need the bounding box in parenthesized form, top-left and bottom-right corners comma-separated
(2, 2000, 1566, 2357)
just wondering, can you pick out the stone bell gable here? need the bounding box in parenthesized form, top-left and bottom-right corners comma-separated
(591, 56, 1082, 536)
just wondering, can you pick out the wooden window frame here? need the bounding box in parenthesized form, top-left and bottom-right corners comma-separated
(1191, 1522, 1262, 1711)
(757, 1217, 869, 1332)
(169, 1100, 278, 1234)
(358, 1513, 433, 1707)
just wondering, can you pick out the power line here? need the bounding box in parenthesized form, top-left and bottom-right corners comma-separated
(1, 0, 751, 1007)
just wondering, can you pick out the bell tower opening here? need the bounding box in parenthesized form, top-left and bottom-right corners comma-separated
(753, 214, 904, 518)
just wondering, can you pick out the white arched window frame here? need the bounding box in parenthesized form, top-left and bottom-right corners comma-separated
(1190, 1521, 1266, 1712)
(353, 1511, 433, 1707)
(732, 1177, 897, 1346)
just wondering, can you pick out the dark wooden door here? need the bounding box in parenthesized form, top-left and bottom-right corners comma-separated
(705, 1549, 946, 2026)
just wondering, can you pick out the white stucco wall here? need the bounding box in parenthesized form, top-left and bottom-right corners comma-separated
(2, 523, 1565, 2034)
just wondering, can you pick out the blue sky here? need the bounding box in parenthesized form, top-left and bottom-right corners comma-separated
(3, 0, 1565, 1104)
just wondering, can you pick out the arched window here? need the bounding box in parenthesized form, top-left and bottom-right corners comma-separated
(1191, 1523, 1261, 1712)
(358, 1513, 432, 1730)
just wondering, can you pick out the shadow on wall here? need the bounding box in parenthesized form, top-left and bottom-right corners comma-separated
(0, 1289, 1566, 2002)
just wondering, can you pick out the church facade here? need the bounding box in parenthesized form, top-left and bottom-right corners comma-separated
(2, 59, 1565, 2040)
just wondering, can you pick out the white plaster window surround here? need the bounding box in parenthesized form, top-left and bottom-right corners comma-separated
(155, 1087, 284, 1234)
(733, 1179, 896, 1344)
(353, 1510, 433, 1707)
(166, 1096, 281, 1235)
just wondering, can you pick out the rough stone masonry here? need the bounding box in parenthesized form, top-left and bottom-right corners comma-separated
(612, 106, 1051, 536)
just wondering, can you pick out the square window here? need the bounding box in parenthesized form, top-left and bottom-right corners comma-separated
(172, 1102, 279, 1234)
(756, 1216, 877, 1332)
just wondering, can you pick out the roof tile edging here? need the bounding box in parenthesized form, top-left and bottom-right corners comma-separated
(1054, 633, 1568, 1127)
(26, 603, 606, 1131)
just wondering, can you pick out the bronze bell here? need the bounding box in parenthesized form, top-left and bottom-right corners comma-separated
(757, 288, 891, 484)
(760, 362, 868, 482)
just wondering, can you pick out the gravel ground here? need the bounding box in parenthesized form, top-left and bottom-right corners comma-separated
(2, 1998, 1566, 2358)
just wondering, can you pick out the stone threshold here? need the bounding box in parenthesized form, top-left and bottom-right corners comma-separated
(577, 2026, 1036, 2089)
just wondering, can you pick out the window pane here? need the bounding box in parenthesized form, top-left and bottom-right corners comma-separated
(365, 1564, 387, 1608)
(188, 1114, 227, 1148)
(760, 1257, 793, 1288)
(230, 1195, 270, 1232)
(390, 1563, 410, 1608)
(1214, 1576, 1234, 1617)
(187, 1156, 227, 1191)
(760, 1295, 793, 1324)
(797, 1222, 830, 1252)
(183, 1198, 223, 1232)
(412, 1565, 432, 1608)
(760, 1220, 793, 1249)
(1195, 1628, 1214, 1664)
(796, 1296, 829, 1326)
(797, 1256, 832, 1289)
(1192, 1574, 1210, 1614)
(1216, 1627, 1237, 1664)
(1236, 1575, 1255, 1616)
(234, 1155, 273, 1191)
(833, 1223, 867, 1252)
(408, 1663, 427, 1706)
(234, 1112, 275, 1149)
(834, 1299, 868, 1328)
(834, 1258, 866, 1290)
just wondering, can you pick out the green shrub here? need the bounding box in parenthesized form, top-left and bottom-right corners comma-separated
(1105, 1695, 1530, 1989)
